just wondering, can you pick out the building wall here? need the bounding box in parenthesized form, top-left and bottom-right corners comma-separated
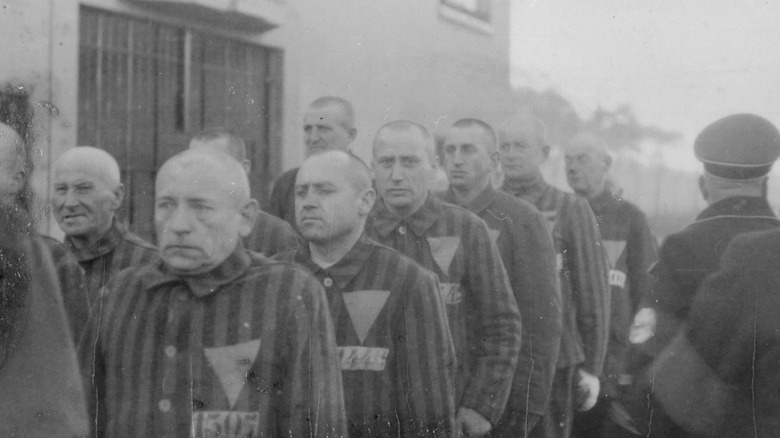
(0, 0, 513, 235)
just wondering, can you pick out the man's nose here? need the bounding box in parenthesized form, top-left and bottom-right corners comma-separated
(389, 162, 405, 181)
(62, 189, 79, 207)
(451, 150, 465, 165)
(165, 206, 192, 234)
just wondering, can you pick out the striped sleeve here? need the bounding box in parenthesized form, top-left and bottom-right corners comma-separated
(566, 197, 610, 376)
(394, 264, 457, 435)
(244, 212, 302, 257)
(460, 215, 522, 424)
(281, 270, 347, 437)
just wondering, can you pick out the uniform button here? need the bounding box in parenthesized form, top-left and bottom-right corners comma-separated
(398, 226, 407, 235)
(323, 278, 333, 287)
(164, 345, 177, 358)
(158, 399, 172, 412)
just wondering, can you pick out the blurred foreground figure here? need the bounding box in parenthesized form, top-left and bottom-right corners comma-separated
(652, 228, 780, 437)
(269, 96, 357, 227)
(189, 127, 300, 256)
(634, 113, 780, 437)
(438, 118, 562, 437)
(0, 123, 88, 436)
(564, 134, 657, 438)
(277, 150, 456, 436)
(52, 146, 156, 303)
(366, 121, 522, 437)
(79, 150, 346, 437)
(498, 115, 609, 438)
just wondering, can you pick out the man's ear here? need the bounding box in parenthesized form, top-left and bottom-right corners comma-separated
(358, 188, 376, 216)
(541, 144, 551, 159)
(489, 151, 500, 171)
(238, 199, 260, 238)
(242, 159, 251, 174)
(111, 183, 125, 211)
(348, 128, 358, 142)
(9, 169, 25, 195)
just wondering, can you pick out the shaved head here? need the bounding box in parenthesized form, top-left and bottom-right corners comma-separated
(566, 132, 610, 162)
(498, 114, 548, 147)
(53, 146, 121, 189)
(301, 150, 373, 194)
(373, 120, 436, 163)
(451, 118, 498, 153)
(565, 132, 612, 199)
(158, 149, 250, 206)
(189, 127, 247, 163)
(308, 96, 355, 131)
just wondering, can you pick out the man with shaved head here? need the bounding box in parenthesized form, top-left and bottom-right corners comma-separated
(0, 121, 89, 436)
(438, 118, 562, 437)
(366, 120, 522, 437)
(498, 115, 609, 438)
(275, 149, 456, 436)
(269, 96, 358, 227)
(564, 133, 657, 438)
(79, 149, 346, 437)
(189, 128, 300, 256)
(52, 146, 156, 303)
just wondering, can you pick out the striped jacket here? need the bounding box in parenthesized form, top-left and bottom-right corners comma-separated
(275, 234, 456, 437)
(38, 235, 90, 341)
(503, 176, 609, 375)
(65, 219, 157, 305)
(78, 243, 346, 438)
(244, 210, 301, 257)
(366, 193, 522, 425)
(587, 188, 657, 392)
(268, 167, 298, 228)
(439, 185, 562, 420)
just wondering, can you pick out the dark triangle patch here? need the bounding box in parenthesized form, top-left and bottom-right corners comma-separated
(343, 290, 391, 344)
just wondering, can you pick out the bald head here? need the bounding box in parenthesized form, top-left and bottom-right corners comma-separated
(308, 97, 355, 131)
(373, 120, 436, 163)
(54, 146, 121, 188)
(158, 149, 250, 205)
(565, 132, 612, 199)
(304, 96, 357, 156)
(189, 128, 250, 174)
(498, 114, 548, 147)
(496, 114, 550, 182)
(301, 150, 373, 194)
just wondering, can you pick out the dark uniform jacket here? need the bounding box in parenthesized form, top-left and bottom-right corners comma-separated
(243, 210, 301, 257)
(588, 188, 657, 390)
(653, 228, 780, 437)
(645, 196, 779, 343)
(439, 185, 562, 420)
(38, 235, 90, 340)
(366, 193, 522, 425)
(268, 167, 298, 228)
(276, 234, 456, 437)
(502, 176, 610, 376)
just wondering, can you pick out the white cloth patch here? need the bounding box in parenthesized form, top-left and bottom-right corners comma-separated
(338, 346, 389, 371)
(191, 410, 260, 438)
(603, 240, 627, 268)
(609, 269, 627, 288)
(427, 236, 461, 274)
(487, 228, 501, 246)
(203, 339, 262, 409)
(439, 282, 463, 305)
(343, 290, 390, 344)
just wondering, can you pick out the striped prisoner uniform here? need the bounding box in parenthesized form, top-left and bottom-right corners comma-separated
(268, 167, 299, 228)
(78, 243, 346, 438)
(65, 219, 157, 304)
(275, 234, 457, 437)
(366, 193, 522, 425)
(38, 234, 90, 341)
(502, 176, 609, 438)
(439, 185, 563, 435)
(244, 210, 301, 257)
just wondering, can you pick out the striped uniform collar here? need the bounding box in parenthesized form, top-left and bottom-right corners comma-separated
(438, 184, 497, 215)
(501, 175, 548, 204)
(370, 193, 441, 238)
(141, 241, 252, 297)
(65, 219, 126, 263)
(293, 234, 375, 291)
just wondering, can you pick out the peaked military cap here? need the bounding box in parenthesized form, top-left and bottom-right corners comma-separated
(695, 113, 780, 179)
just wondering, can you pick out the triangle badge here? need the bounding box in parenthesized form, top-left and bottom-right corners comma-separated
(487, 228, 501, 246)
(343, 290, 391, 344)
(602, 240, 627, 268)
(204, 339, 262, 409)
(427, 236, 461, 274)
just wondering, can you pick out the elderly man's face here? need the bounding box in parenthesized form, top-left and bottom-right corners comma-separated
(497, 125, 548, 181)
(373, 129, 435, 216)
(443, 125, 496, 192)
(155, 159, 248, 274)
(565, 144, 609, 198)
(52, 164, 121, 240)
(295, 154, 371, 246)
(303, 105, 354, 157)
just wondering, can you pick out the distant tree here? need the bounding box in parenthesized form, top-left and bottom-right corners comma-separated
(511, 87, 681, 149)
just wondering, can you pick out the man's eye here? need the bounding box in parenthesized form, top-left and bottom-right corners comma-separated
(499, 143, 510, 151)
(295, 188, 307, 198)
(402, 158, 417, 167)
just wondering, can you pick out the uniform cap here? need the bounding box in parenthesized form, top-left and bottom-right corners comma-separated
(694, 113, 780, 179)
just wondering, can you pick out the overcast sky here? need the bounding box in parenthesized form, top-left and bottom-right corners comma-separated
(509, 0, 780, 169)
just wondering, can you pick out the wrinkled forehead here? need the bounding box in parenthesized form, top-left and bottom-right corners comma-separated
(53, 159, 116, 187)
(374, 129, 432, 159)
(156, 158, 243, 204)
